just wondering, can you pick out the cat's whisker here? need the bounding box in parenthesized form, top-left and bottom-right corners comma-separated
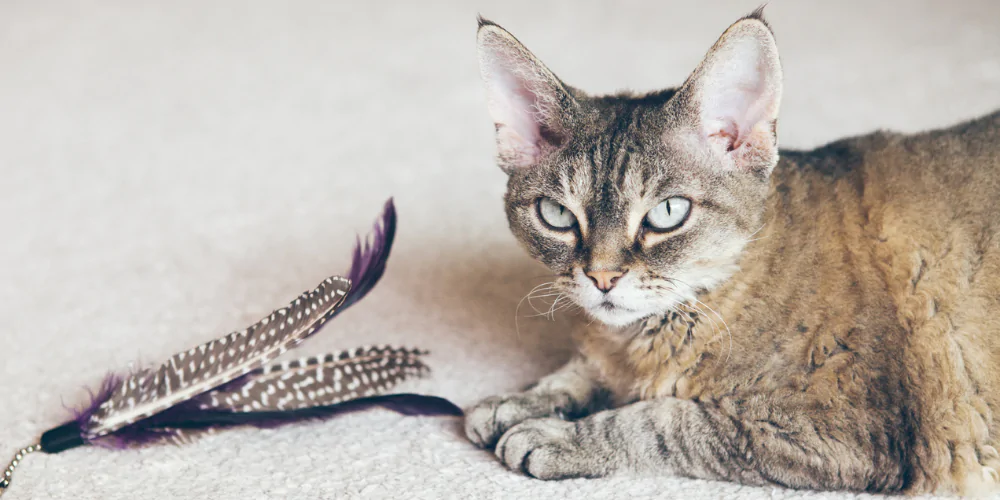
(519, 291, 583, 321)
(523, 283, 558, 308)
(667, 297, 727, 364)
(740, 223, 771, 246)
(546, 295, 563, 320)
(676, 297, 716, 335)
(550, 297, 583, 320)
(525, 291, 564, 315)
(689, 298, 732, 361)
(523, 295, 564, 319)
(661, 278, 733, 365)
(686, 300, 733, 364)
(540, 294, 567, 320)
(516, 280, 585, 323)
(747, 222, 767, 240)
(515, 281, 557, 339)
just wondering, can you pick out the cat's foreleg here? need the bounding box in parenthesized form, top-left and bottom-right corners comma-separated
(494, 395, 906, 491)
(465, 357, 609, 448)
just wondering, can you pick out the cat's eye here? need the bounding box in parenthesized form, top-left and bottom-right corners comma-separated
(537, 198, 577, 230)
(644, 197, 692, 232)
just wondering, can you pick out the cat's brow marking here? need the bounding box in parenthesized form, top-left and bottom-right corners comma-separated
(560, 168, 591, 239)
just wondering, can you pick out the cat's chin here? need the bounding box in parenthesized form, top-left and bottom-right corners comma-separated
(586, 304, 652, 328)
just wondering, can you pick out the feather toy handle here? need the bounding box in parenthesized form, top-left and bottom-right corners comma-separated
(0, 199, 462, 498)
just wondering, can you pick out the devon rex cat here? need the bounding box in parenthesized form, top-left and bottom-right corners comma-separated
(464, 10, 1000, 495)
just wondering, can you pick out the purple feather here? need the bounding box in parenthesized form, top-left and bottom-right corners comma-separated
(337, 198, 396, 313)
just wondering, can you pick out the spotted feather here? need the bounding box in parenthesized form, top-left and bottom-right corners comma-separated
(82, 276, 352, 439)
(194, 345, 429, 412)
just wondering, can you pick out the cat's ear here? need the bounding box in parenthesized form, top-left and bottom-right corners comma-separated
(477, 18, 577, 173)
(668, 11, 782, 174)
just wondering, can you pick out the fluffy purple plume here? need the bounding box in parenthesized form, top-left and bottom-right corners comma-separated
(337, 198, 396, 312)
(69, 374, 126, 447)
(58, 372, 180, 449)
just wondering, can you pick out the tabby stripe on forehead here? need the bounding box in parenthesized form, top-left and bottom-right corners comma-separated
(83, 276, 352, 439)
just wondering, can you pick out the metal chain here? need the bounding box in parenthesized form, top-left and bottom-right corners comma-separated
(0, 444, 41, 498)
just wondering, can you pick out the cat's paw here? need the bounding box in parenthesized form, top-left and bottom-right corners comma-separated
(495, 418, 603, 480)
(464, 394, 558, 448)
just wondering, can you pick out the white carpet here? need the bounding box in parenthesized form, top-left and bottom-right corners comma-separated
(2, 1, 999, 498)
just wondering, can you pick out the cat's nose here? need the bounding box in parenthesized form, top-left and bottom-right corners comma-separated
(586, 270, 625, 293)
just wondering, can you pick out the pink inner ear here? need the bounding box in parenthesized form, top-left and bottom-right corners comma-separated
(503, 80, 545, 162)
(695, 36, 779, 167)
(485, 65, 548, 168)
(706, 118, 740, 152)
(480, 36, 567, 170)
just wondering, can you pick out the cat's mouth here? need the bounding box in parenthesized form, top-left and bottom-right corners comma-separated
(595, 299, 641, 316)
(587, 299, 649, 327)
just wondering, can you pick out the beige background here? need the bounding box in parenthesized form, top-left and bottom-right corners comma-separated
(2, 1, 999, 498)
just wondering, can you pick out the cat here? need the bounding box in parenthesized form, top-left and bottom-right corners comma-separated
(464, 9, 1000, 495)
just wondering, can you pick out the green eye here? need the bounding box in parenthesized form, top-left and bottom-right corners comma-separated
(644, 197, 691, 231)
(537, 198, 577, 230)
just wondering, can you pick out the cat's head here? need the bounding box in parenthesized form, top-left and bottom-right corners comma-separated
(477, 12, 782, 327)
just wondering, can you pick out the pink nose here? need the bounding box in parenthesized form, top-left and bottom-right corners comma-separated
(586, 270, 625, 293)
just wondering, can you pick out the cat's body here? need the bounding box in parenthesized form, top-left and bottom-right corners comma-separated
(580, 113, 1000, 491)
(466, 11, 1000, 494)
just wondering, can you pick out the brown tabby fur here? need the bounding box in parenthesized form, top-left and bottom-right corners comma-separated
(465, 9, 1000, 495)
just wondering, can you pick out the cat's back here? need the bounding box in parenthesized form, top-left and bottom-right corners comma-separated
(865, 109, 1000, 213)
(774, 110, 1000, 293)
(762, 111, 1000, 491)
(783, 109, 1000, 213)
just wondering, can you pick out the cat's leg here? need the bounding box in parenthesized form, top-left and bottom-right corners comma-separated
(494, 394, 908, 491)
(465, 356, 609, 448)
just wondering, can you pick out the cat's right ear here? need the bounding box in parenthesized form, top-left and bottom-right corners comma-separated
(477, 18, 577, 173)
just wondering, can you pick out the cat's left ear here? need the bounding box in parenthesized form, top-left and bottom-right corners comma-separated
(668, 10, 782, 175)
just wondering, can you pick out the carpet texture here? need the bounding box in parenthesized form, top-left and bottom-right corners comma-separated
(2, 1, 1000, 498)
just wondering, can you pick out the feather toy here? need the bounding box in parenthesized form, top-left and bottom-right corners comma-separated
(0, 199, 462, 497)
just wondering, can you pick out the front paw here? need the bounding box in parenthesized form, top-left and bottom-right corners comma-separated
(495, 418, 604, 480)
(465, 394, 558, 448)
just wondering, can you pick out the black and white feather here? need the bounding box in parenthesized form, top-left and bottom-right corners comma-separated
(195, 345, 429, 412)
(82, 276, 353, 440)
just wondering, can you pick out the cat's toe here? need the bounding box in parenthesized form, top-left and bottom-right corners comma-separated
(465, 394, 551, 448)
(495, 418, 593, 480)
